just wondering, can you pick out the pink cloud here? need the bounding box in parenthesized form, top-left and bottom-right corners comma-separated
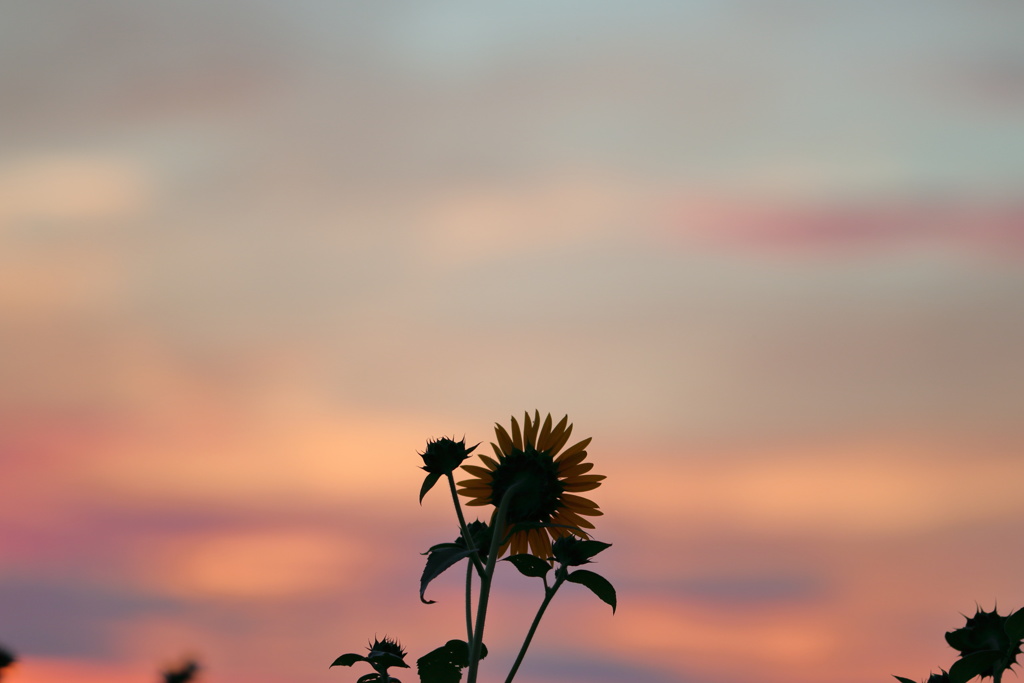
(662, 199, 1024, 255)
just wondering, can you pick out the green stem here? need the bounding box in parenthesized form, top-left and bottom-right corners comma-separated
(465, 559, 474, 645)
(504, 570, 566, 683)
(447, 473, 485, 576)
(466, 482, 522, 683)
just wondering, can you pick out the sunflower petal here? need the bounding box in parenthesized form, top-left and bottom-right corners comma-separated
(461, 465, 494, 479)
(533, 532, 552, 559)
(536, 413, 554, 451)
(564, 481, 602, 492)
(494, 425, 513, 455)
(525, 528, 539, 556)
(491, 443, 505, 460)
(567, 474, 606, 484)
(548, 421, 573, 456)
(478, 454, 499, 470)
(544, 415, 569, 451)
(567, 482, 603, 493)
(510, 415, 523, 450)
(557, 451, 588, 471)
(458, 486, 493, 496)
(524, 410, 540, 448)
(511, 531, 527, 557)
(465, 499, 492, 506)
(559, 462, 595, 477)
(562, 493, 601, 508)
(554, 510, 596, 529)
(556, 437, 593, 462)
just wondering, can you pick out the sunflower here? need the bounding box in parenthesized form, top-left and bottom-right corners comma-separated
(457, 411, 605, 559)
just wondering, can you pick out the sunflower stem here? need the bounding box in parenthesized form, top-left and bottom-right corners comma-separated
(464, 559, 474, 646)
(446, 472, 485, 577)
(504, 569, 566, 683)
(466, 481, 523, 683)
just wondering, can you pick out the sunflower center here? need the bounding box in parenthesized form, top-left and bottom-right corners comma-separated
(490, 446, 563, 524)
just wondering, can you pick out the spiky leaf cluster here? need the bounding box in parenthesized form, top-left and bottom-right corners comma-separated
(945, 607, 1024, 681)
(331, 636, 409, 683)
(419, 438, 477, 502)
(897, 606, 1024, 683)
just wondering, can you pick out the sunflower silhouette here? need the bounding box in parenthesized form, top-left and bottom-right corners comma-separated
(457, 411, 604, 559)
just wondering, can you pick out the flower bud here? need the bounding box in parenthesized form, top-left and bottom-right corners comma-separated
(419, 437, 477, 475)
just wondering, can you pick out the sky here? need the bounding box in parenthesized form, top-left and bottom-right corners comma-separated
(1, 2, 1023, 683)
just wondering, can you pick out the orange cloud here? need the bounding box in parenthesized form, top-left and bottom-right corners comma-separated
(0, 155, 153, 228)
(143, 529, 366, 600)
(601, 440, 1024, 540)
(417, 172, 661, 262)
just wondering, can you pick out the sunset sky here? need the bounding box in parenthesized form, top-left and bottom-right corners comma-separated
(2, 2, 1023, 683)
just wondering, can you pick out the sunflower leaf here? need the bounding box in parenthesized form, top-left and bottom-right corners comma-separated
(419, 472, 443, 504)
(416, 640, 487, 683)
(420, 545, 477, 604)
(566, 569, 617, 613)
(892, 677, 919, 683)
(945, 628, 971, 652)
(948, 650, 1002, 683)
(357, 675, 382, 683)
(568, 540, 611, 562)
(504, 554, 551, 578)
(1005, 607, 1024, 641)
(331, 653, 368, 668)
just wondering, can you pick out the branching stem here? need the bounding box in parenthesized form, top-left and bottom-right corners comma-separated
(504, 568, 566, 683)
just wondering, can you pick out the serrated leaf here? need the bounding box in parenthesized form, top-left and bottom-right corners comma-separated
(504, 554, 551, 578)
(948, 650, 1002, 683)
(420, 546, 477, 604)
(1005, 607, 1024, 641)
(416, 640, 487, 683)
(425, 542, 462, 554)
(331, 653, 368, 668)
(566, 569, 617, 613)
(893, 676, 919, 683)
(419, 472, 443, 504)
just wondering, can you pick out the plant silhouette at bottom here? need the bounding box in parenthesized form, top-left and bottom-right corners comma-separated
(330, 412, 616, 683)
(895, 605, 1024, 683)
